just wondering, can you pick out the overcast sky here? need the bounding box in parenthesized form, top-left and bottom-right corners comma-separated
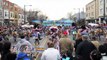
(8, 0, 92, 20)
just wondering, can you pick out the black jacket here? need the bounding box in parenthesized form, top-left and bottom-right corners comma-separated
(74, 38, 83, 51)
(1, 50, 16, 60)
(76, 40, 96, 60)
(4, 52, 17, 60)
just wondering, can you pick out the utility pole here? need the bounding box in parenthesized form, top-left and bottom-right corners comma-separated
(24, 5, 32, 24)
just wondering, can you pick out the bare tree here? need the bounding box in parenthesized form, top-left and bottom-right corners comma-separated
(27, 11, 40, 24)
(27, 11, 48, 24)
(67, 12, 73, 20)
(38, 14, 48, 23)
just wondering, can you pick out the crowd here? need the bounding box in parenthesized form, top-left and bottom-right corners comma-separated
(0, 25, 44, 60)
(41, 25, 107, 60)
(0, 25, 107, 60)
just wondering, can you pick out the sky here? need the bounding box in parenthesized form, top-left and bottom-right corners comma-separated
(8, 0, 92, 20)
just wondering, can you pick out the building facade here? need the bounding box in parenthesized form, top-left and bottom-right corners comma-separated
(8, 1, 14, 25)
(99, 0, 107, 23)
(86, 0, 99, 23)
(73, 11, 86, 21)
(3, 0, 10, 26)
(17, 7, 24, 25)
(1, 0, 24, 26)
(0, 0, 3, 26)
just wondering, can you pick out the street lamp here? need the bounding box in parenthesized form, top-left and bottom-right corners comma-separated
(24, 5, 32, 24)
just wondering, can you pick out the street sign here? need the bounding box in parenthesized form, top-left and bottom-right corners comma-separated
(36, 48, 44, 51)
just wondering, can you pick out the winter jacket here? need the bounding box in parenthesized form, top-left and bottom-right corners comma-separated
(4, 52, 17, 60)
(74, 38, 83, 51)
(59, 37, 73, 59)
(76, 40, 96, 60)
(16, 52, 31, 60)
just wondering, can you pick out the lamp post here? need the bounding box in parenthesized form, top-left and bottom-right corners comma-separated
(24, 5, 32, 24)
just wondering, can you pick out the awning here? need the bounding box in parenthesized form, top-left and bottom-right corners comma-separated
(32, 20, 41, 23)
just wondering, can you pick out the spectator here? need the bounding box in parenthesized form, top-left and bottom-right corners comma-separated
(59, 33, 73, 60)
(15, 35, 34, 54)
(76, 35, 96, 60)
(99, 45, 107, 60)
(74, 33, 83, 51)
(41, 41, 61, 60)
(91, 36, 100, 49)
(16, 45, 31, 60)
(0, 42, 3, 59)
(1, 41, 16, 60)
(103, 38, 107, 53)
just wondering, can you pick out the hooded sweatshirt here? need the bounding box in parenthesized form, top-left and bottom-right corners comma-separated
(16, 52, 30, 60)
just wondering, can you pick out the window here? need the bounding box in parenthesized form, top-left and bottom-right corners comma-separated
(91, 12, 94, 16)
(19, 15, 20, 19)
(4, 2, 6, 5)
(100, 0, 103, 5)
(22, 15, 24, 19)
(86, 14, 88, 17)
(100, 9, 103, 14)
(100, 0, 103, 4)
(11, 13, 12, 17)
(15, 14, 17, 18)
(6, 3, 8, 6)
(89, 7, 90, 10)
(89, 13, 90, 17)
(91, 5, 93, 9)
(86, 8, 88, 11)
(5, 12, 7, 17)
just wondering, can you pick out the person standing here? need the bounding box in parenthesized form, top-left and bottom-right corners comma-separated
(16, 45, 32, 60)
(15, 35, 34, 54)
(41, 41, 61, 60)
(76, 35, 96, 60)
(59, 33, 73, 60)
(74, 33, 83, 51)
(1, 41, 16, 60)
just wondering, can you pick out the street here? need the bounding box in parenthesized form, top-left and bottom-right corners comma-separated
(1, 0, 107, 60)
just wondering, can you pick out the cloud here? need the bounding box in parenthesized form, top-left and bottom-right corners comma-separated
(9, 0, 92, 19)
